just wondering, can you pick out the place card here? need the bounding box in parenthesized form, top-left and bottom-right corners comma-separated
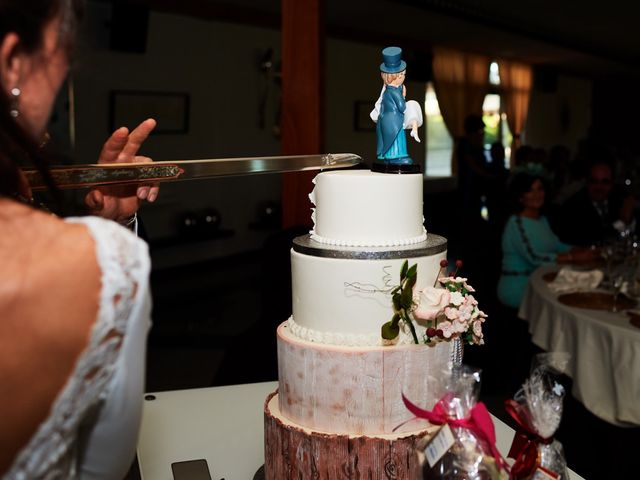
(423, 423, 455, 467)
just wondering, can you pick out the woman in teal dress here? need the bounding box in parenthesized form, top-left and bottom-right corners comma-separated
(494, 173, 598, 390)
(497, 173, 598, 308)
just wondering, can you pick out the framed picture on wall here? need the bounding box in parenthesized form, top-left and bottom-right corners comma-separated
(354, 101, 376, 132)
(109, 91, 190, 134)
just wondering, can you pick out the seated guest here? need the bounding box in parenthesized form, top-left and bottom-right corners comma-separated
(553, 160, 635, 246)
(497, 173, 598, 309)
(1, 1, 156, 477)
(495, 173, 599, 390)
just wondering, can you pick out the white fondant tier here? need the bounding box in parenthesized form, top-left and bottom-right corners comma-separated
(290, 238, 447, 346)
(309, 170, 426, 247)
(277, 323, 453, 435)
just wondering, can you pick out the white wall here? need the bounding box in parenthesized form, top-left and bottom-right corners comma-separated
(74, 3, 283, 267)
(525, 75, 592, 154)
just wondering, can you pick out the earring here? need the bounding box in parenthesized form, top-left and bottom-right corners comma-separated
(9, 87, 20, 118)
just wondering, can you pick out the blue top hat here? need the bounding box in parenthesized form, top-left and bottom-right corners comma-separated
(380, 46, 406, 73)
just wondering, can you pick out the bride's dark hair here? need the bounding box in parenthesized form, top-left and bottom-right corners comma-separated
(0, 0, 84, 198)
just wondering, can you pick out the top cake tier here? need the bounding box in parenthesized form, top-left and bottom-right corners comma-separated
(309, 170, 426, 247)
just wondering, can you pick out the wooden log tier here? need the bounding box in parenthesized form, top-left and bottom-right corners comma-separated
(264, 392, 435, 479)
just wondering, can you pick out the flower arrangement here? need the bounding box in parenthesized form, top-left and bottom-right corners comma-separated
(381, 259, 486, 345)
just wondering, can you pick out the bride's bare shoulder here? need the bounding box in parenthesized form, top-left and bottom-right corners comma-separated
(0, 199, 103, 471)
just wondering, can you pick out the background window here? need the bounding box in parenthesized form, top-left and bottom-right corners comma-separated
(424, 82, 453, 177)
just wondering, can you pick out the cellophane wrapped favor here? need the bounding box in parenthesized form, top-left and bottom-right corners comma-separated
(505, 353, 570, 480)
(409, 367, 509, 480)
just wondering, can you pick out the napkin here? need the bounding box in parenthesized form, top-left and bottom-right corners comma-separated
(547, 267, 604, 294)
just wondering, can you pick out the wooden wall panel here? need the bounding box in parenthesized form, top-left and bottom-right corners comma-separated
(281, 0, 324, 229)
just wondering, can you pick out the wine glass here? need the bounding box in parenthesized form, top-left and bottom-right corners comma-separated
(611, 274, 624, 313)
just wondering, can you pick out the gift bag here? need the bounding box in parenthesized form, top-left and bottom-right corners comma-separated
(505, 353, 570, 480)
(405, 366, 509, 480)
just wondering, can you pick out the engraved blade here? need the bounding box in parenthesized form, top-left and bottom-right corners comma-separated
(24, 153, 361, 190)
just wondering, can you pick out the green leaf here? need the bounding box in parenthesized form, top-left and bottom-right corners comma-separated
(381, 321, 400, 340)
(401, 287, 413, 309)
(392, 294, 401, 311)
(407, 264, 417, 280)
(400, 260, 409, 281)
(406, 274, 417, 290)
(391, 312, 400, 325)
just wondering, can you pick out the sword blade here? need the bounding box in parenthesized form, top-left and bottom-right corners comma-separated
(24, 153, 361, 190)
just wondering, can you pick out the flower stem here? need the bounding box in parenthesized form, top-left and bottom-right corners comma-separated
(403, 311, 419, 344)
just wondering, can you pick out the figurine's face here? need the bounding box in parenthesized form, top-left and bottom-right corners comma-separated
(381, 70, 406, 87)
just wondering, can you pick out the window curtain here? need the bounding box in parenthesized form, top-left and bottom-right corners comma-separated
(432, 47, 490, 175)
(499, 60, 532, 164)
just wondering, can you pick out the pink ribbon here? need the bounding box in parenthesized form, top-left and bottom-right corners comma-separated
(402, 394, 510, 472)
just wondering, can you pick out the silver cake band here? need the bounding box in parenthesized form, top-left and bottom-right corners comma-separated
(292, 233, 447, 260)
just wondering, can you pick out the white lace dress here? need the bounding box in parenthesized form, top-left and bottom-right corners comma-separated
(4, 217, 152, 480)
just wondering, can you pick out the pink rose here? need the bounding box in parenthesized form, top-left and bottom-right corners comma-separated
(413, 286, 450, 321)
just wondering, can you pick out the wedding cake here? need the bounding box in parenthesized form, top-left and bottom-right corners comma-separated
(264, 170, 455, 478)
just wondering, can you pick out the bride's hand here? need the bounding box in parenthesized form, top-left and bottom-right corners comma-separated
(84, 119, 159, 223)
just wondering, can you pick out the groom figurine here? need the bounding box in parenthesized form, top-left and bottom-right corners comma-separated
(370, 46, 423, 173)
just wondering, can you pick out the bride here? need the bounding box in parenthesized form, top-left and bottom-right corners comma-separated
(0, 1, 157, 477)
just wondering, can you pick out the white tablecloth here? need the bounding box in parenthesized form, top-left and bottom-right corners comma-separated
(519, 266, 640, 426)
(137, 381, 584, 479)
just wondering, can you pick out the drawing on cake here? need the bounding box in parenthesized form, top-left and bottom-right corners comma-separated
(343, 264, 395, 306)
(382, 259, 487, 345)
(370, 46, 423, 172)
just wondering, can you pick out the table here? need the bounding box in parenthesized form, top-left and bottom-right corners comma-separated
(519, 266, 640, 427)
(137, 381, 585, 480)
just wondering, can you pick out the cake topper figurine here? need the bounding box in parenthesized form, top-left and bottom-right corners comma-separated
(370, 46, 423, 173)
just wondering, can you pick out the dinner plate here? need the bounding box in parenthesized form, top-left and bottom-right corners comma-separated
(557, 292, 636, 311)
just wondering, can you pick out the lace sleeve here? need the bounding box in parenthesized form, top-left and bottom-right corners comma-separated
(4, 217, 151, 480)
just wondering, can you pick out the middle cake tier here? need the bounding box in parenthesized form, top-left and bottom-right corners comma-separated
(290, 234, 448, 346)
(277, 322, 453, 435)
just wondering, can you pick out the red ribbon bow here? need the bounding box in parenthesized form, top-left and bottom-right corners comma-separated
(504, 399, 555, 479)
(402, 394, 510, 472)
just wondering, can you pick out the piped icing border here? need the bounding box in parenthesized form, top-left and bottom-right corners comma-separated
(287, 316, 418, 347)
(309, 227, 428, 247)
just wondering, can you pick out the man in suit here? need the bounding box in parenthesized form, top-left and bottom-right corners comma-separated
(554, 161, 635, 246)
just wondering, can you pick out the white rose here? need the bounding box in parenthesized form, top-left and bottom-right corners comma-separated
(413, 287, 451, 321)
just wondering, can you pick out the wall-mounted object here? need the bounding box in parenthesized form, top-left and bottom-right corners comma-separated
(109, 90, 190, 134)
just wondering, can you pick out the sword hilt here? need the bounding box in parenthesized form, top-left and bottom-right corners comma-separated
(24, 163, 184, 191)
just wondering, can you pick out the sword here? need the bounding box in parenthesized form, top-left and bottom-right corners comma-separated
(23, 153, 361, 191)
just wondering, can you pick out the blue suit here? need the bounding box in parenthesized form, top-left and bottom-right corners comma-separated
(376, 85, 410, 163)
